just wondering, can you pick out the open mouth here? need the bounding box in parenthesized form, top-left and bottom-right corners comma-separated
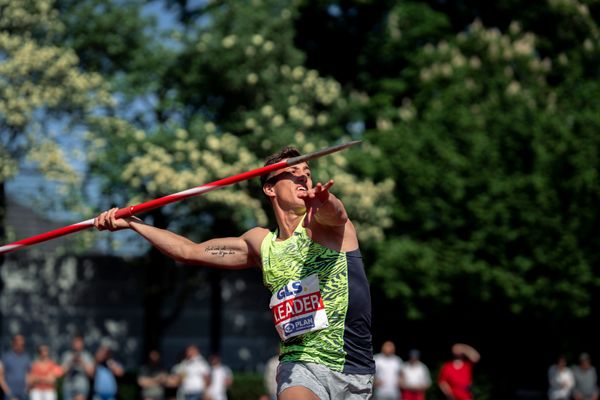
(296, 186, 307, 192)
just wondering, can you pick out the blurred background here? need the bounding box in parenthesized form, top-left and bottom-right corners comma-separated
(1, 0, 600, 399)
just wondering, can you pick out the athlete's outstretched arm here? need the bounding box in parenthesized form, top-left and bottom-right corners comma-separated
(94, 208, 265, 269)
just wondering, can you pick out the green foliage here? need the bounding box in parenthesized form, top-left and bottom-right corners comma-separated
(359, 1, 452, 91)
(57, 0, 171, 96)
(357, 2, 600, 320)
(228, 372, 267, 400)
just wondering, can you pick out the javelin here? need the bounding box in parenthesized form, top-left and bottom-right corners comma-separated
(0, 140, 361, 255)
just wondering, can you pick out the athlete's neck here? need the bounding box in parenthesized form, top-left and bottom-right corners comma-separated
(275, 210, 305, 240)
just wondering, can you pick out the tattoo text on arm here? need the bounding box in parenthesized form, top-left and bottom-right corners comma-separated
(205, 246, 237, 257)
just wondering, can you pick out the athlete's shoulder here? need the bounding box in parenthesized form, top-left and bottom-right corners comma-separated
(241, 227, 270, 249)
(243, 226, 271, 238)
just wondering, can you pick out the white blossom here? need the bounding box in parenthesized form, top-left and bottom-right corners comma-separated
(222, 34, 237, 48)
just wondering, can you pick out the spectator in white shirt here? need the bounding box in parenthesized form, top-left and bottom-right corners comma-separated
(399, 349, 431, 400)
(374, 341, 403, 400)
(548, 354, 575, 400)
(172, 345, 211, 400)
(206, 355, 232, 400)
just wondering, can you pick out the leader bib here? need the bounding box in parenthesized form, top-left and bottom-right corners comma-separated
(270, 273, 329, 340)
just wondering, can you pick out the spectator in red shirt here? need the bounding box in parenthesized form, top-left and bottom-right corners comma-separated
(27, 345, 63, 400)
(438, 343, 480, 400)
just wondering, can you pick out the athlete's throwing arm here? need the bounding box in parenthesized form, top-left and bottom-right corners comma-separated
(94, 210, 266, 269)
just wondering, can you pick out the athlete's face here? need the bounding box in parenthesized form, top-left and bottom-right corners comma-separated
(264, 162, 313, 206)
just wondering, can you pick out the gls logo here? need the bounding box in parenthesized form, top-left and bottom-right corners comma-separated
(277, 281, 302, 300)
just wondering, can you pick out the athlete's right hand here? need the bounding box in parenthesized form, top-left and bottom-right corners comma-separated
(94, 207, 141, 231)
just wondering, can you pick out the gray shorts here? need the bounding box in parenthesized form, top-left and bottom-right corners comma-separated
(277, 361, 374, 399)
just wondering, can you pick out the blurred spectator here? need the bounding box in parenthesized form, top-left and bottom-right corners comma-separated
(399, 349, 431, 400)
(163, 373, 180, 400)
(0, 361, 13, 399)
(2, 334, 31, 400)
(92, 344, 124, 400)
(572, 353, 598, 400)
(548, 354, 574, 400)
(263, 351, 279, 400)
(171, 345, 210, 400)
(138, 350, 168, 400)
(206, 355, 233, 400)
(164, 351, 185, 400)
(438, 343, 480, 400)
(374, 340, 403, 400)
(61, 335, 94, 400)
(27, 345, 63, 400)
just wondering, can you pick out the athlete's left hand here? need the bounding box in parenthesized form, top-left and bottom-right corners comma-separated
(298, 180, 334, 226)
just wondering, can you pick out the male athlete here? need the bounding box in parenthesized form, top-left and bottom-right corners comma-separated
(94, 147, 375, 399)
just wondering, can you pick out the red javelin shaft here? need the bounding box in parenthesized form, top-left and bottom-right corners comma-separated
(0, 140, 361, 255)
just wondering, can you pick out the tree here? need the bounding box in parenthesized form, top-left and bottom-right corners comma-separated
(356, 2, 600, 324)
(0, 0, 112, 252)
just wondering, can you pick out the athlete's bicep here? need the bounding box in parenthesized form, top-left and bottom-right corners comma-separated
(180, 228, 268, 269)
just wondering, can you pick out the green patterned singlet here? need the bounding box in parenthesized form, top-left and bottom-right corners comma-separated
(260, 218, 375, 374)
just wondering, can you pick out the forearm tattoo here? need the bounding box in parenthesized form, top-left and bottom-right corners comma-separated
(205, 245, 236, 257)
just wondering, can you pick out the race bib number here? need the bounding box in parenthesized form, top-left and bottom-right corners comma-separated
(269, 274, 329, 341)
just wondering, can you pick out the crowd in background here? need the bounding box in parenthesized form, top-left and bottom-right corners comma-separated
(0, 332, 470, 400)
(0, 334, 234, 400)
(372, 340, 600, 400)
(371, 341, 480, 400)
(548, 353, 599, 400)
(3, 332, 597, 400)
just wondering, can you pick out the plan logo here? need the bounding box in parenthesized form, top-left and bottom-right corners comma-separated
(283, 315, 315, 335)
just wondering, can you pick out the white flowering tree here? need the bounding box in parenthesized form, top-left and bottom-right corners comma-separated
(0, 0, 143, 356)
(0, 0, 113, 246)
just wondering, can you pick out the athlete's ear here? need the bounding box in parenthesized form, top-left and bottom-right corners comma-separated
(263, 182, 276, 197)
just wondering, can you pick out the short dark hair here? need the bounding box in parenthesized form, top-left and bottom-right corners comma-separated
(260, 146, 302, 187)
